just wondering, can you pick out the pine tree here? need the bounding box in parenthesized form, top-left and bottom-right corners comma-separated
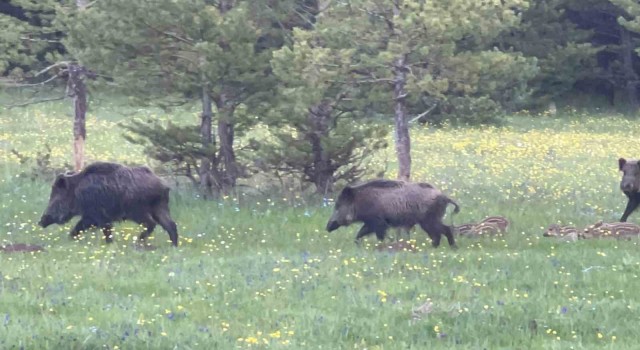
(266, 27, 388, 194)
(1, 0, 93, 172)
(67, 0, 285, 196)
(310, 0, 538, 180)
(610, 0, 640, 110)
(565, 0, 640, 111)
(0, 0, 65, 79)
(495, 0, 597, 110)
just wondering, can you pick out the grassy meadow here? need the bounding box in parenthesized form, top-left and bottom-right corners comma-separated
(1, 98, 640, 349)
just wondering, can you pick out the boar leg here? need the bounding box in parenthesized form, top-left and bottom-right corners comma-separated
(620, 193, 640, 222)
(69, 217, 96, 239)
(420, 220, 457, 249)
(136, 213, 157, 244)
(370, 218, 389, 241)
(354, 224, 375, 244)
(354, 219, 389, 243)
(101, 223, 114, 243)
(419, 221, 441, 247)
(152, 205, 178, 247)
(442, 225, 457, 248)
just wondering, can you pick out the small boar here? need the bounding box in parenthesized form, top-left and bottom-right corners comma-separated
(454, 223, 477, 237)
(582, 221, 640, 240)
(325, 179, 460, 248)
(618, 158, 640, 222)
(472, 222, 502, 236)
(477, 216, 510, 233)
(39, 162, 179, 246)
(543, 224, 579, 241)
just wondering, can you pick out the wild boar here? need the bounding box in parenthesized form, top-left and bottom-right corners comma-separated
(582, 221, 640, 240)
(472, 222, 502, 236)
(325, 179, 460, 248)
(477, 216, 510, 233)
(454, 223, 477, 237)
(39, 161, 179, 246)
(543, 224, 579, 241)
(618, 158, 640, 222)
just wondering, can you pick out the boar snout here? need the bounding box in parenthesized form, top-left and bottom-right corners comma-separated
(38, 214, 54, 228)
(326, 220, 340, 232)
(621, 181, 636, 193)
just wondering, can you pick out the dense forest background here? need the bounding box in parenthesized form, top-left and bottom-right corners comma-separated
(1, 0, 639, 196)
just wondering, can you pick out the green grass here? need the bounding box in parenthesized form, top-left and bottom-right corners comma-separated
(1, 99, 639, 349)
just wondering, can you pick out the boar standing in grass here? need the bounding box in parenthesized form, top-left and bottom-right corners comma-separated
(39, 162, 179, 246)
(325, 179, 460, 248)
(618, 158, 640, 222)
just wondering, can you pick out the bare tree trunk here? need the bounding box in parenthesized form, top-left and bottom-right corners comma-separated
(390, 2, 411, 181)
(620, 27, 639, 111)
(307, 100, 334, 194)
(67, 0, 90, 172)
(213, 0, 238, 196)
(393, 54, 411, 181)
(199, 84, 214, 198)
(67, 63, 87, 172)
(217, 93, 238, 195)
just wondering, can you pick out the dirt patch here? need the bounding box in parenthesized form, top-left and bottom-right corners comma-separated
(1, 243, 46, 253)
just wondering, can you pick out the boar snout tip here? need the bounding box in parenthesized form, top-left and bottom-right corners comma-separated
(38, 215, 52, 228)
(622, 184, 634, 191)
(326, 221, 339, 232)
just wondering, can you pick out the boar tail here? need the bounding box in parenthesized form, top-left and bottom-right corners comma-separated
(446, 198, 460, 226)
(447, 198, 460, 215)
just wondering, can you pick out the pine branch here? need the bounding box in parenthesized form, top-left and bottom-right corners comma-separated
(409, 103, 438, 124)
(35, 62, 70, 77)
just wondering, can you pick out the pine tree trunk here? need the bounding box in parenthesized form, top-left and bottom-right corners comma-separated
(199, 84, 214, 198)
(307, 100, 334, 194)
(393, 54, 411, 181)
(67, 63, 87, 172)
(620, 27, 639, 111)
(217, 93, 238, 194)
(68, 0, 90, 172)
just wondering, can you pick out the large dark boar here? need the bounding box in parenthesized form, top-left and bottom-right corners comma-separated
(39, 161, 179, 246)
(618, 158, 640, 222)
(325, 179, 460, 248)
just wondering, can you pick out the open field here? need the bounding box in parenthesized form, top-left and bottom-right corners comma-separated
(1, 100, 640, 349)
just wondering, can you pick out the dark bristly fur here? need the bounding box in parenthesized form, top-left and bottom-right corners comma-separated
(38, 161, 179, 246)
(618, 158, 640, 222)
(326, 179, 460, 248)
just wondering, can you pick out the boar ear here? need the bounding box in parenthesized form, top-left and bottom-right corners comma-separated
(54, 175, 68, 189)
(619, 158, 627, 171)
(338, 186, 355, 203)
